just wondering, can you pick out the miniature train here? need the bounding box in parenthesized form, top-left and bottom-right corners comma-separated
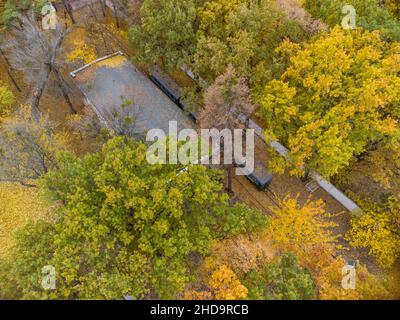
(148, 66, 198, 122)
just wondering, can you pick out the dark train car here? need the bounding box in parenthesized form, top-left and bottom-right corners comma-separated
(189, 110, 198, 122)
(148, 66, 182, 106)
(179, 98, 198, 122)
(148, 66, 198, 122)
(241, 161, 273, 191)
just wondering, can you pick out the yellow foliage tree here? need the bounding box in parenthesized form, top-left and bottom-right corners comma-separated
(67, 40, 97, 65)
(306, 245, 357, 299)
(0, 182, 54, 258)
(0, 82, 15, 119)
(183, 290, 212, 300)
(266, 195, 395, 299)
(208, 265, 248, 300)
(267, 194, 340, 260)
(302, 244, 392, 300)
(197, 0, 244, 38)
(259, 27, 400, 179)
(347, 195, 400, 268)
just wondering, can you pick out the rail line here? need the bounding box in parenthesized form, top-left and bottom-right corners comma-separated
(233, 176, 277, 216)
(264, 188, 281, 209)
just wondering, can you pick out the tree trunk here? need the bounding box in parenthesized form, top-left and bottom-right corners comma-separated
(61, 0, 76, 24)
(100, 0, 106, 17)
(110, 0, 120, 28)
(0, 47, 21, 92)
(31, 63, 52, 120)
(0, 47, 11, 68)
(31, 30, 66, 120)
(226, 164, 233, 194)
(300, 168, 310, 182)
(5, 67, 21, 92)
(53, 67, 77, 114)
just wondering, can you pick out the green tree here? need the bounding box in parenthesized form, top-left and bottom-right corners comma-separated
(129, 0, 198, 69)
(244, 253, 316, 300)
(0, 220, 56, 299)
(0, 137, 265, 299)
(2, 0, 48, 27)
(259, 27, 400, 179)
(194, 0, 308, 88)
(304, 0, 400, 41)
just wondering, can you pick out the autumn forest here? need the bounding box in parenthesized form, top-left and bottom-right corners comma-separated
(0, 0, 399, 301)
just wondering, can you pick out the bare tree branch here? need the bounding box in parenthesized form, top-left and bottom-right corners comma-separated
(5, 12, 68, 119)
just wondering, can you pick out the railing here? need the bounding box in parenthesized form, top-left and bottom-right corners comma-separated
(69, 51, 124, 78)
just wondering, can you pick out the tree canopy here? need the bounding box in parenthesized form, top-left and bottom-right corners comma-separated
(347, 193, 400, 268)
(2, 0, 400, 301)
(244, 253, 316, 300)
(129, 0, 198, 69)
(259, 27, 400, 178)
(0, 137, 265, 299)
(267, 195, 339, 256)
(194, 0, 309, 88)
(304, 0, 400, 41)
